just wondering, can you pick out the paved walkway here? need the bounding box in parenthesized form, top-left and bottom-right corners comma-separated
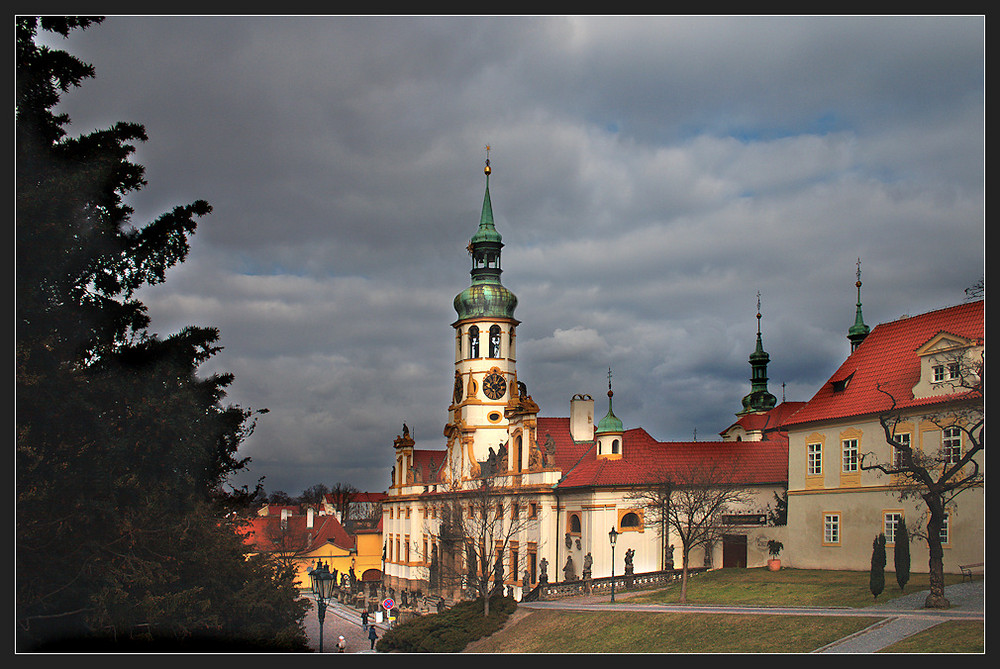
(300, 596, 389, 653)
(520, 580, 984, 653)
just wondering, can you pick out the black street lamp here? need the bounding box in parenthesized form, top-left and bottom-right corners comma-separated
(309, 563, 336, 652)
(609, 527, 618, 603)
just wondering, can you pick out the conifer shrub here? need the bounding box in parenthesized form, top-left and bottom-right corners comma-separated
(869, 533, 886, 600)
(377, 594, 517, 653)
(894, 521, 910, 592)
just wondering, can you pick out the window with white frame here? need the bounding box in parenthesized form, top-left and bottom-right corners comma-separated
(933, 364, 945, 382)
(939, 512, 950, 544)
(883, 512, 903, 544)
(808, 442, 822, 475)
(825, 514, 840, 543)
(842, 439, 859, 473)
(824, 513, 840, 544)
(947, 362, 960, 380)
(943, 427, 962, 465)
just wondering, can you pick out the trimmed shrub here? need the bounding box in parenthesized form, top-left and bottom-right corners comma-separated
(870, 533, 886, 600)
(377, 594, 517, 653)
(894, 521, 910, 592)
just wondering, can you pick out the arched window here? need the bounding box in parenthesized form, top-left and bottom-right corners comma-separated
(516, 435, 523, 473)
(569, 513, 581, 534)
(621, 512, 641, 528)
(611, 438, 620, 454)
(489, 324, 501, 358)
(468, 326, 479, 359)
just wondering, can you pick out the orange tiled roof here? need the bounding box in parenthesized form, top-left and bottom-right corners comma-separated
(243, 511, 355, 553)
(784, 300, 983, 428)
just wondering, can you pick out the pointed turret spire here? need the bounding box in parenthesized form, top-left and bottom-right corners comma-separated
(848, 258, 870, 352)
(739, 291, 777, 415)
(453, 147, 518, 322)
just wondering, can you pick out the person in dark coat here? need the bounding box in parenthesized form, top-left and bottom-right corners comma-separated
(368, 625, 379, 650)
(361, 608, 369, 631)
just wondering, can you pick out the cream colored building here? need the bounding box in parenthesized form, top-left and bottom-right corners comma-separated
(783, 298, 984, 573)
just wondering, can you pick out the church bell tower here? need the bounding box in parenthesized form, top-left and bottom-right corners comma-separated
(445, 150, 520, 481)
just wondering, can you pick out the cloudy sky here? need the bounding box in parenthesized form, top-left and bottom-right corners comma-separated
(40, 15, 984, 498)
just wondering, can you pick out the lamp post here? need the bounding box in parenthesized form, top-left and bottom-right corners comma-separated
(309, 563, 335, 652)
(609, 527, 618, 603)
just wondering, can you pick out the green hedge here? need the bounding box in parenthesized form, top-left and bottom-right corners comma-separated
(377, 595, 517, 653)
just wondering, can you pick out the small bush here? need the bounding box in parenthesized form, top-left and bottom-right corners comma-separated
(377, 594, 517, 653)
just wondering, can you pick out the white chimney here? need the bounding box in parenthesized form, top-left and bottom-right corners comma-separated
(570, 393, 595, 442)
(307, 507, 315, 528)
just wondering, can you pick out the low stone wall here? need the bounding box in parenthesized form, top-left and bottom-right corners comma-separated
(534, 568, 707, 600)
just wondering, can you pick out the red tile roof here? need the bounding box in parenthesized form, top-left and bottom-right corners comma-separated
(719, 401, 807, 437)
(541, 418, 789, 489)
(784, 300, 983, 428)
(396, 414, 788, 492)
(243, 512, 355, 553)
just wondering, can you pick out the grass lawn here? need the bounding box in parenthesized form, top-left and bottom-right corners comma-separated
(879, 620, 985, 653)
(466, 609, 880, 653)
(462, 568, 982, 653)
(626, 567, 972, 608)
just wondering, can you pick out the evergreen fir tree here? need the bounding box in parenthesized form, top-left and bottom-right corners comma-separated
(16, 17, 307, 650)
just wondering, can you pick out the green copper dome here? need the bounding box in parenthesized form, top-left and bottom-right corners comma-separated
(595, 371, 624, 435)
(454, 283, 519, 321)
(453, 157, 518, 322)
(595, 402, 624, 435)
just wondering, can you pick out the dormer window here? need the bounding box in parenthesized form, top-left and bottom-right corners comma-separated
(913, 332, 981, 399)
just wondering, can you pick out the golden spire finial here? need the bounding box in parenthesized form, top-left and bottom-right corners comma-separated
(484, 145, 491, 175)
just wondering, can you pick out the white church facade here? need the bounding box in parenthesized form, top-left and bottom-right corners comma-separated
(381, 157, 794, 603)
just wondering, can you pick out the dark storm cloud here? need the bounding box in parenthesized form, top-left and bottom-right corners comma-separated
(39, 15, 984, 496)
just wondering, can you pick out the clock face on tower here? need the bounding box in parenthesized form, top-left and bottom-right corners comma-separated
(454, 375, 464, 404)
(482, 372, 507, 400)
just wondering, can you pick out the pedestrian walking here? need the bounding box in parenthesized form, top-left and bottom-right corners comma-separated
(368, 625, 378, 650)
(361, 608, 369, 631)
(337, 635, 346, 653)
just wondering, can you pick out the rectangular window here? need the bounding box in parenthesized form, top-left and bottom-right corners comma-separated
(940, 512, 950, 544)
(807, 443, 823, 475)
(893, 432, 911, 468)
(528, 503, 538, 519)
(824, 513, 840, 544)
(948, 362, 961, 380)
(943, 427, 962, 465)
(933, 364, 945, 382)
(883, 512, 902, 544)
(842, 439, 859, 473)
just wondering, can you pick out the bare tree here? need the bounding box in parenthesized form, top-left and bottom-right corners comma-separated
(261, 517, 312, 572)
(626, 477, 673, 571)
(428, 472, 536, 617)
(862, 344, 983, 608)
(326, 481, 359, 520)
(298, 483, 330, 506)
(630, 461, 753, 603)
